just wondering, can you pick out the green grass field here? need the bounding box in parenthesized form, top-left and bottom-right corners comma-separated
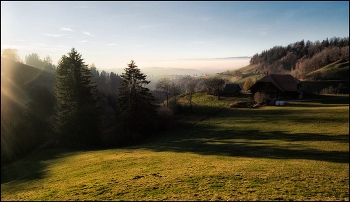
(306, 60, 349, 80)
(1, 94, 349, 201)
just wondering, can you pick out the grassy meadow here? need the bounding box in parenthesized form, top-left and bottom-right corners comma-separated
(306, 60, 349, 81)
(1, 94, 349, 201)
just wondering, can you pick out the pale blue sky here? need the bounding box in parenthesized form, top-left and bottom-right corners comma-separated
(1, 1, 349, 71)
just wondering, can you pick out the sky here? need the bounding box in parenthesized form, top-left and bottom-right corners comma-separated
(1, 1, 349, 72)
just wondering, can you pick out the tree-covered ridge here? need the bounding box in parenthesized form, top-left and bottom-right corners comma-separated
(250, 37, 349, 79)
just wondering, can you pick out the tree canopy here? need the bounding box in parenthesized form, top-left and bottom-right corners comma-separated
(1, 48, 21, 62)
(117, 60, 158, 140)
(54, 48, 100, 146)
(207, 78, 225, 100)
(156, 77, 172, 107)
(243, 78, 254, 91)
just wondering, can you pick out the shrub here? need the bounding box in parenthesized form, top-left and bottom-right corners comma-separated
(253, 92, 268, 105)
(320, 85, 338, 94)
(157, 106, 174, 121)
(336, 83, 348, 94)
(320, 83, 349, 94)
(229, 101, 252, 108)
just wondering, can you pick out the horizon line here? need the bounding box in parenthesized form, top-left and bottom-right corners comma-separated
(178, 56, 252, 61)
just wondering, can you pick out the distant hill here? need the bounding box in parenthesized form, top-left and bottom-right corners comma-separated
(212, 59, 349, 94)
(99, 66, 220, 76)
(248, 37, 349, 79)
(98, 57, 251, 77)
(1, 58, 56, 127)
(230, 59, 349, 83)
(209, 37, 349, 89)
(2, 58, 40, 102)
(137, 67, 204, 76)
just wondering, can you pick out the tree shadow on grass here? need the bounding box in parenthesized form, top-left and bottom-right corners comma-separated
(144, 126, 349, 164)
(1, 148, 83, 184)
(281, 94, 349, 107)
(143, 104, 349, 164)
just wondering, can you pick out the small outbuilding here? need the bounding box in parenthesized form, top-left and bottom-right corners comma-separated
(221, 83, 242, 97)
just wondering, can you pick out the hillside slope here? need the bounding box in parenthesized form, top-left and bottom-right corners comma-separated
(1, 57, 56, 138)
(212, 58, 349, 93)
(1, 93, 348, 201)
(305, 59, 349, 80)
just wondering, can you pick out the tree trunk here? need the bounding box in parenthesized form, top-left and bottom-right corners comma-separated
(166, 94, 168, 107)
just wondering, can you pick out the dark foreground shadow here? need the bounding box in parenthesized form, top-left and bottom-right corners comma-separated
(1, 148, 84, 184)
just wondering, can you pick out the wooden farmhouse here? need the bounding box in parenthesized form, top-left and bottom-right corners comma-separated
(221, 83, 242, 97)
(249, 74, 302, 99)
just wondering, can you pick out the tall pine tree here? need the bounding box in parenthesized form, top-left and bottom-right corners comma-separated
(54, 48, 100, 146)
(117, 60, 158, 141)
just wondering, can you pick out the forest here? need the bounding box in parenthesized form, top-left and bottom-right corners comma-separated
(249, 37, 349, 79)
(1, 37, 349, 166)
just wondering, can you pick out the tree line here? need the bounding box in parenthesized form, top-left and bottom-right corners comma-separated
(1, 47, 232, 165)
(1, 49, 155, 164)
(249, 37, 349, 79)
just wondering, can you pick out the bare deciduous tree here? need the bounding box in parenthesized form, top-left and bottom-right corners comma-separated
(155, 77, 171, 107)
(185, 77, 198, 112)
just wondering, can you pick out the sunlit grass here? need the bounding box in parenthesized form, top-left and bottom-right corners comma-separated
(1, 94, 349, 201)
(306, 59, 349, 80)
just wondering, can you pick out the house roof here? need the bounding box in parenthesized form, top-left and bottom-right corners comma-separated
(223, 83, 242, 93)
(250, 74, 300, 92)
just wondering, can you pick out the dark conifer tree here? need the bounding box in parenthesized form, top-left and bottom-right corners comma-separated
(54, 48, 100, 146)
(117, 60, 158, 141)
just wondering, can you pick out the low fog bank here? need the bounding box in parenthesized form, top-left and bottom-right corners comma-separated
(101, 57, 251, 76)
